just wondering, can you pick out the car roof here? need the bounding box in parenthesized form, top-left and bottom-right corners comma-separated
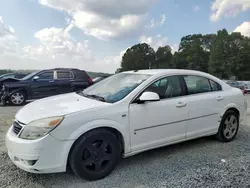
(41, 68, 82, 72)
(123, 69, 209, 76)
(122, 69, 228, 86)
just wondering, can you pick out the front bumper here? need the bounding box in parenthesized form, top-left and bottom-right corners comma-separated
(0, 90, 8, 104)
(5, 126, 74, 174)
(244, 89, 250, 93)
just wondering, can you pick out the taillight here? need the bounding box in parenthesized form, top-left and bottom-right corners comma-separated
(241, 89, 245, 95)
(88, 77, 93, 85)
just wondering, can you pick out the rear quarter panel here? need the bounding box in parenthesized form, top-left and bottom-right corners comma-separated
(220, 87, 247, 122)
(71, 70, 91, 90)
(71, 80, 90, 90)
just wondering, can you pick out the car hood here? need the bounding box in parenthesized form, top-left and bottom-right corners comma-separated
(0, 77, 20, 85)
(15, 92, 110, 124)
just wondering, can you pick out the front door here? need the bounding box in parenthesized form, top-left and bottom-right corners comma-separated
(129, 75, 188, 152)
(29, 71, 58, 99)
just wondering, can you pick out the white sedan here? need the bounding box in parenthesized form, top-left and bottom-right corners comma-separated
(5, 69, 247, 180)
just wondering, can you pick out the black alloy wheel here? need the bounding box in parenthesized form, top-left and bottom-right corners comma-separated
(69, 129, 121, 181)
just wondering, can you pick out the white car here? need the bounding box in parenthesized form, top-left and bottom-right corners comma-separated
(244, 84, 250, 93)
(5, 69, 247, 180)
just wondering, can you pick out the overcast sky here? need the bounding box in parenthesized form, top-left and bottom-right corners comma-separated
(0, 0, 250, 73)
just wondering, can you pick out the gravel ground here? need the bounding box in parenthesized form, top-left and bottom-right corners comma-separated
(1, 97, 250, 188)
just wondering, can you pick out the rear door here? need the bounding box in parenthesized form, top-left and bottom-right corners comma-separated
(181, 75, 225, 138)
(30, 71, 58, 98)
(54, 70, 74, 94)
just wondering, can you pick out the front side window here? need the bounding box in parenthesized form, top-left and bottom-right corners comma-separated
(145, 76, 183, 99)
(38, 71, 54, 80)
(183, 75, 211, 94)
(21, 71, 39, 80)
(81, 73, 151, 103)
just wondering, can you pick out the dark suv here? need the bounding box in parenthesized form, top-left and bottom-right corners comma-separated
(0, 68, 93, 105)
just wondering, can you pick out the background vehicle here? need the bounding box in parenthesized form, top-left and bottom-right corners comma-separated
(0, 73, 28, 80)
(1, 68, 93, 105)
(5, 69, 247, 181)
(244, 84, 250, 93)
(226, 80, 246, 94)
(0, 73, 28, 88)
(92, 75, 110, 84)
(0, 73, 29, 104)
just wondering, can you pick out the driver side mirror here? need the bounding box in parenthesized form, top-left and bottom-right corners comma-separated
(138, 91, 160, 103)
(33, 76, 39, 81)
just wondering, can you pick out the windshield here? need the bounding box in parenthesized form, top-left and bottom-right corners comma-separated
(81, 73, 151, 103)
(21, 71, 39, 80)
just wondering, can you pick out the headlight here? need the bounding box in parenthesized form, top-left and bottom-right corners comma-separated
(19, 116, 64, 140)
(2, 85, 5, 90)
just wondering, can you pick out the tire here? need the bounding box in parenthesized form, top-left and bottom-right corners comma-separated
(9, 91, 26, 106)
(216, 110, 239, 142)
(69, 129, 121, 181)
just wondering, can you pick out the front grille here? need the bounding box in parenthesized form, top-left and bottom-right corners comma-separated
(12, 121, 23, 135)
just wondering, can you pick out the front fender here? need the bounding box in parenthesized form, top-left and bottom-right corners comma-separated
(8, 88, 26, 96)
(51, 119, 131, 154)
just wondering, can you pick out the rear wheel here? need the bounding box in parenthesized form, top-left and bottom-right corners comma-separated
(216, 110, 239, 142)
(9, 91, 26, 106)
(69, 129, 121, 181)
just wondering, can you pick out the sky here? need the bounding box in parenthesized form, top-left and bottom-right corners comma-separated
(0, 0, 250, 73)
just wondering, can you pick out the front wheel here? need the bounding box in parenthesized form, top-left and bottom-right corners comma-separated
(9, 91, 26, 106)
(69, 129, 121, 181)
(216, 110, 239, 142)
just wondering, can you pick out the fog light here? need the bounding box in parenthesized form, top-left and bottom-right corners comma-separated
(14, 156, 37, 166)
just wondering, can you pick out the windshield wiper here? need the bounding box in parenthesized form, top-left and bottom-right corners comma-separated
(78, 92, 106, 102)
(88, 94, 106, 102)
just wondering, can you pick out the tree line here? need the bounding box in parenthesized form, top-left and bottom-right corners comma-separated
(118, 29, 250, 80)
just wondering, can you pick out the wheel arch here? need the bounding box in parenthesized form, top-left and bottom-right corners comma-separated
(9, 88, 27, 97)
(220, 104, 240, 119)
(225, 107, 240, 117)
(66, 126, 126, 169)
(73, 126, 125, 153)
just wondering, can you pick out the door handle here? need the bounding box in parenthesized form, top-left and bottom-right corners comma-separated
(176, 101, 187, 108)
(217, 96, 224, 101)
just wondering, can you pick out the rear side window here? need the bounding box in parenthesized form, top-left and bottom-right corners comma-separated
(210, 80, 222, 91)
(183, 75, 211, 94)
(74, 70, 90, 80)
(57, 71, 74, 79)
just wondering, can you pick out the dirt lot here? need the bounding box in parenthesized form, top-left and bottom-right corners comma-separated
(1, 96, 250, 188)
